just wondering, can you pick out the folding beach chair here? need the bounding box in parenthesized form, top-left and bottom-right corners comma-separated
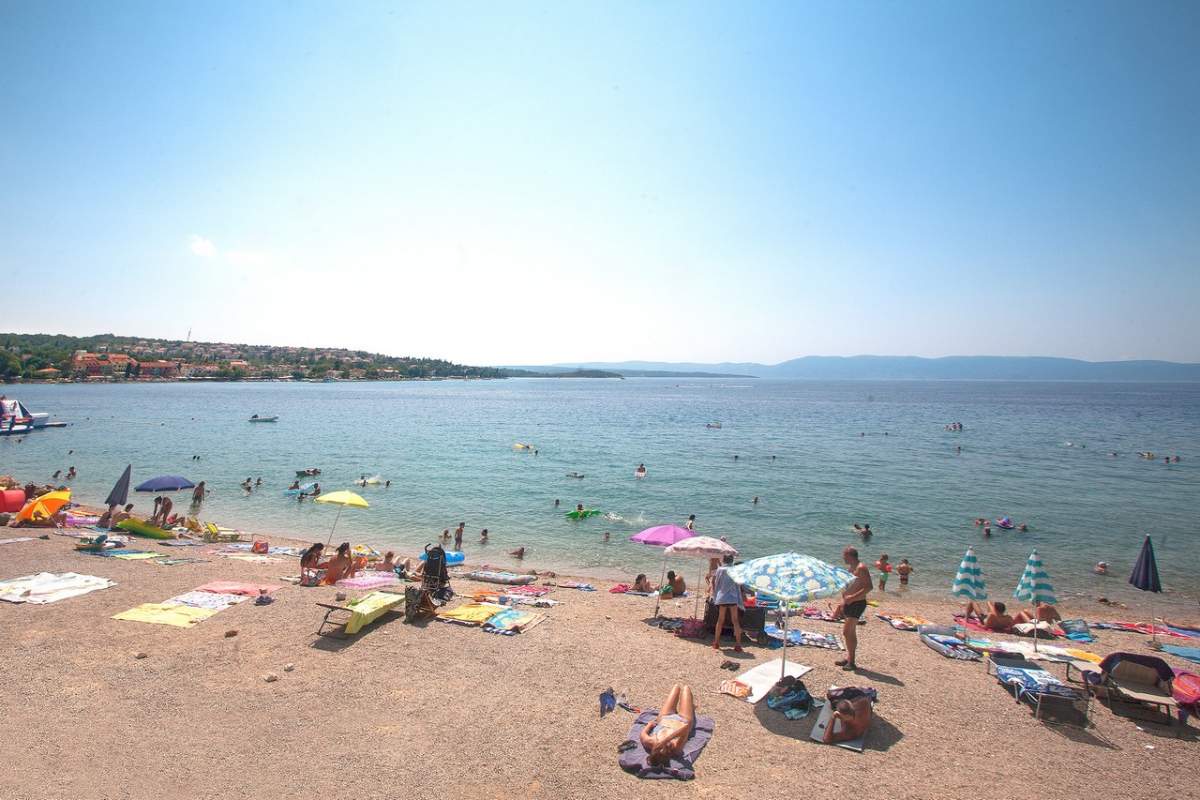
(1085, 652, 1177, 724)
(989, 654, 1089, 725)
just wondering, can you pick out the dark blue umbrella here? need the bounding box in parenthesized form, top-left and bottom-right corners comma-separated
(104, 464, 132, 508)
(1129, 534, 1163, 645)
(135, 475, 195, 492)
(1128, 535, 1161, 593)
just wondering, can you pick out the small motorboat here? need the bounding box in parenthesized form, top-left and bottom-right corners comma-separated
(249, 414, 279, 422)
(705, 422, 722, 429)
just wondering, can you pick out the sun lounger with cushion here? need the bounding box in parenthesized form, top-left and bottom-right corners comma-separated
(989, 654, 1089, 724)
(316, 590, 404, 637)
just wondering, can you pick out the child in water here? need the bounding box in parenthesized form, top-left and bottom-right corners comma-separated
(875, 554, 892, 591)
(897, 558, 913, 586)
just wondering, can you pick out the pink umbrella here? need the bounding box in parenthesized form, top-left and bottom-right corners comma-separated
(665, 536, 739, 617)
(631, 524, 695, 617)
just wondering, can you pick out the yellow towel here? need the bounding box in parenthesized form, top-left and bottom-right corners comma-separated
(1063, 648, 1103, 664)
(344, 591, 404, 635)
(437, 602, 505, 625)
(112, 552, 165, 561)
(113, 603, 217, 627)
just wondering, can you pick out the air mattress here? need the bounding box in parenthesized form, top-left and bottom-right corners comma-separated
(116, 518, 176, 540)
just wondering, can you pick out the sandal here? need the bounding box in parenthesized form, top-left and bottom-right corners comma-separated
(841, 661, 858, 671)
(834, 658, 849, 667)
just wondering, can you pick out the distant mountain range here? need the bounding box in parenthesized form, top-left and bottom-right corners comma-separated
(501, 356, 1200, 381)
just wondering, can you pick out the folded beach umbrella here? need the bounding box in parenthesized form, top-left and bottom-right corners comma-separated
(726, 552, 854, 678)
(104, 464, 132, 508)
(951, 547, 987, 601)
(1013, 550, 1056, 650)
(632, 524, 696, 617)
(135, 475, 195, 492)
(665, 536, 739, 617)
(17, 489, 71, 522)
(315, 490, 369, 546)
(1129, 534, 1163, 646)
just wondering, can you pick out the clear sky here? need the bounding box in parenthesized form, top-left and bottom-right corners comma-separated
(2, 1, 1198, 365)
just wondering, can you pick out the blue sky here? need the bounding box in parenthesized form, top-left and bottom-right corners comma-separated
(2, 1, 1197, 364)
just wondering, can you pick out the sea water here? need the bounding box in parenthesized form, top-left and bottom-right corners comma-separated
(3, 379, 1198, 608)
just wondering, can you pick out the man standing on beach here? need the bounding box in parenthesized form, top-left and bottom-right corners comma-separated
(836, 546, 871, 672)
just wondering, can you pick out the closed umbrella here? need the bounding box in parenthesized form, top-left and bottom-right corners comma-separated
(726, 553, 853, 679)
(951, 547, 987, 601)
(1129, 535, 1163, 647)
(1013, 550, 1056, 651)
(105, 465, 132, 509)
(315, 490, 369, 546)
(664, 536, 738, 617)
(631, 524, 695, 618)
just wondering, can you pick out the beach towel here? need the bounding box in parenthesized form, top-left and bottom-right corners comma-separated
(335, 573, 399, 590)
(195, 580, 282, 597)
(1012, 621, 1064, 638)
(154, 557, 210, 566)
(1090, 621, 1191, 638)
(764, 624, 843, 650)
(343, 591, 404, 634)
(0, 537, 35, 545)
(437, 602, 505, 626)
(113, 603, 217, 627)
(506, 584, 550, 596)
(810, 702, 868, 752)
(1060, 619, 1095, 642)
(618, 710, 714, 780)
(157, 540, 203, 547)
(111, 551, 166, 561)
(802, 607, 866, 625)
(922, 633, 982, 661)
(0, 572, 115, 604)
(1161, 645, 1200, 665)
(164, 591, 247, 611)
(876, 613, 928, 631)
(218, 553, 282, 563)
(483, 607, 534, 632)
(558, 581, 595, 591)
(463, 570, 536, 586)
(224, 543, 305, 557)
(735, 658, 814, 704)
(954, 614, 1007, 634)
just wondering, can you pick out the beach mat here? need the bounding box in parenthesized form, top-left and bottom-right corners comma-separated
(618, 710, 714, 780)
(1162, 645, 1200, 665)
(195, 580, 281, 596)
(735, 658, 813, 704)
(113, 603, 217, 627)
(810, 702, 867, 752)
(0, 537, 36, 545)
(0, 572, 115, 604)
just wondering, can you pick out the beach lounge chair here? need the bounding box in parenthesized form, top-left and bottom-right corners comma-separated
(202, 522, 240, 543)
(988, 654, 1089, 725)
(316, 590, 404, 638)
(1085, 652, 1177, 723)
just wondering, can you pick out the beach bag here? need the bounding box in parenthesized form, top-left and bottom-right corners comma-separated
(251, 540, 270, 554)
(675, 617, 707, 639)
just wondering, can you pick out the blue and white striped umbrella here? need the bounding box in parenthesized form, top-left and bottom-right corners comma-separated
(1013, 550, 1056, 606)
(951, 547, 987, 601)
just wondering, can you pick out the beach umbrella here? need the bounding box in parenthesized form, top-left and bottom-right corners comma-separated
(951, 547, 987, 601)
(726, 552, 854, 678)
(1013, 550, 1056, 651)
(632, 524, 695, 618)
(665, 536, 739, 617)
(104, 464, 132, 508)
(135, 475, 195, 492)
(315, 490, 369, 546)
(1129, 535, 1163, 647)
(17, 489, 71, 522)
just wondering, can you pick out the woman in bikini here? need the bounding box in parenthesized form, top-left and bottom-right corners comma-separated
(639, 684, 697, 766)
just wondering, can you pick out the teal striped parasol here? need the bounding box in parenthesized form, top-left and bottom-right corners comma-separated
(1013, 550, 1055, 649)
(951, 547, 987, 601)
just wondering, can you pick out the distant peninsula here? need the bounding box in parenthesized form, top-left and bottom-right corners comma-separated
(508, 356, 1200, 382)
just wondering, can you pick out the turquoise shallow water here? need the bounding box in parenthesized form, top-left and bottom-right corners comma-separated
(3, 379, 1198, 608)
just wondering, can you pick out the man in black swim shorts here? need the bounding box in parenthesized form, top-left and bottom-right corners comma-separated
(836, 546, 872, 671)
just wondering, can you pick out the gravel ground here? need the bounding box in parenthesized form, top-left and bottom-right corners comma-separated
(0, 533, 1196, 800)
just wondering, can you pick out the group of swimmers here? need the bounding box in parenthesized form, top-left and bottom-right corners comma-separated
(49, 467, 77, 481)
(944, 422, 964, 431)
(972, 517, 1028, 536)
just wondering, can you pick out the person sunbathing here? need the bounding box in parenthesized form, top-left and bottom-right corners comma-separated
(639, 684, 696, 766)
(823, 696, 872, 744)
(1012, 602, 1061, 624)
(632, 573, 654, 593)
(660, 570, 686, 598)
(964, 600, 1014, 631)
(318, 542, 355, 585)
(373, 551, 397, 571)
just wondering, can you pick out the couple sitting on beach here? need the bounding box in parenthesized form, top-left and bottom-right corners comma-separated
(963, 600, 1061, 632)
(300, 542, 362, 586)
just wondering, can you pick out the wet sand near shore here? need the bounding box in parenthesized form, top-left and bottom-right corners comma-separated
(0, 531, 1196, 800)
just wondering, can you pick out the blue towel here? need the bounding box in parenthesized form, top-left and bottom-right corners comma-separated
(1060, 619, 1095, 643)
(1161, 645, 1200, 665)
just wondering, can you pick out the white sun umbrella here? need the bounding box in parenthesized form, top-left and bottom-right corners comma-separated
(1013, 550, 1056, 652)
(664, 536, 739, 617)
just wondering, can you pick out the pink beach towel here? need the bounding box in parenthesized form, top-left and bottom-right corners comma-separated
(336, 574, 399, 590)
(196, 580, 282, 597)
(507, 585, 550, 596)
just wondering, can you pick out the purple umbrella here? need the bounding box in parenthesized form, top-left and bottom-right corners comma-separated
(631, 525, 695, 617)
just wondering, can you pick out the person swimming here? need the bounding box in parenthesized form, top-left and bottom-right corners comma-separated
(509, 546, 526, 559)
(1094, 561, 1108, 575)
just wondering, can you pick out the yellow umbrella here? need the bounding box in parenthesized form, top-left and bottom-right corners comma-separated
(17, 489, 71, 522)
(314, 490, 368, 545)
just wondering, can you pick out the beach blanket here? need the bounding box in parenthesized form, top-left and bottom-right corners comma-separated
(1161, 645, 1200, 665)
(876, 613, 928, 631)
(1090, 621, 1193, 638)
(483, 607, 534, 632)
(735, 658, 813, 704)
(343, 591, 404, 635)
(954, 614, 1009, 634)
(0, 572, 115, 604)
(557, 581, 595, 591)
(504, 595, 560, 607)
(1060, 619, 1095, 642)
(195, 580, 282, 597)
(112, 551, 166, 561)
(463, 570, 536, 586)
(810, 702, 867, 752)
(609, 584, 630, 593)
(0, 537, 36, 545)
(113, 603, 217, 627)
(335, 573, 399, 590)
(618, 710, 714, 780)
(506, 585, 550, 596)
(157, 540, 203, 547)
(922, 633, 982, 661)
(1012, 621, 1064, 638)
(164, 591, 247, 611)
(218, 553, 282, 563)
(438, 602, 506, 626)
(803, 607, 865, 625)
(224, 543, 305, 557)
(79, 548, 150, 558)
(154, 557, 210, 566)
(764, 624, 843, 650)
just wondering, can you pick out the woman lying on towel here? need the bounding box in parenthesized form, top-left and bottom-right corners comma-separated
(964, 600, 1014, 632)
(824, 696, 873, 744)
(640, 684, 697, 766)
(1012, 601, 1061, 624)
